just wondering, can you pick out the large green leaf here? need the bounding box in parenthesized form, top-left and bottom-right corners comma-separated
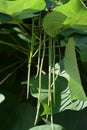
(43, 0, 87, 37)
(53, 108, 87, 130)
(0, 92, 36, 130)
(9, 103, 36, 130)
(0, 92, 18, 130)
(0, 0, 46, 16)
(30, 73, 87, 115)
(64, 38, 87, 100)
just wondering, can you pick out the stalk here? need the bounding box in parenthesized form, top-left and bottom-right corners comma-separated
(0, 40, 28, 55)
(53, 39, 56, 107)
(48, 37, 54, 130)
(27, 18, 35, 99)
(34, 33, 46, 125)
(35, 34, 42, 78)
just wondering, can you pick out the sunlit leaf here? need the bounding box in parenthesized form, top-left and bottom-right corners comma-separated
(64, 38, 87, 100)
(0, 0, 46, 16)
(43, 0, 87, 37)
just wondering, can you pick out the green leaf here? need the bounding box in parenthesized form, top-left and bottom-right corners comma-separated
(30, 75, 48, 103)
(60, 28, 87, 62)
(0, 92, 18, 130)
(43, 0, 87, 37)
(9, 103, 36, 130)
(30, 74, 87, 115)
(0, 13, 13, 24)
(73, 35, 87, 62)
(64, 38, 87, 100)
(29, 124, 65, 130)
(0, 0, 46, 16)
(43, 11, 66, 37)
(0, 92, 36, 130)
(53, 108, 87, 130)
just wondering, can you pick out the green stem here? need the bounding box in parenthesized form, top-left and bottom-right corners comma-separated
(34, 33, 46, 125)
(48, 37, 54, 130)
(0, 59, 25, 73)
(48, 37, 52, 107)
(35, 34, 42, 78)
(0, 59, 27, 85)
(53, 38, 56, 107)
(0, 40, 28, 55)
(27, 18, 35, 99)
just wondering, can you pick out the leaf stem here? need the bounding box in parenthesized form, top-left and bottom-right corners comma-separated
(27, 18, 35, 99)
(53, 38, 56, 107)
(34, 33, 46, 125)
(48, 37, 54, 130)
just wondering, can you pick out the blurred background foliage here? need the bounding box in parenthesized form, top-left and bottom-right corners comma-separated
(0, 0, 87, 130)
